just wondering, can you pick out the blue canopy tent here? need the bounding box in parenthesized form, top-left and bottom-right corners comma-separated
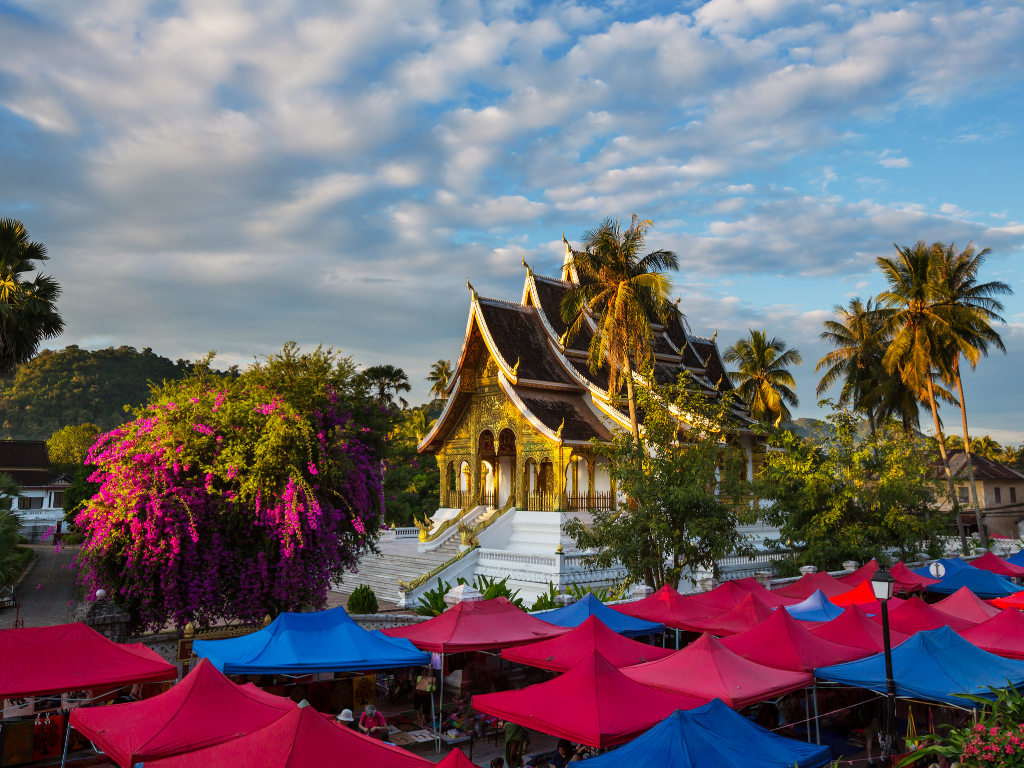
(784, 590, 844, 623)
(194, 607, 429, 674)
(816, 627, 1024, 708)
(579, 699, 831, 768)
(1008, 550, 1024, 568)
(910, 557, 973, 580)
(925, 568, 1023, 599)
(538, 593, 664, 638)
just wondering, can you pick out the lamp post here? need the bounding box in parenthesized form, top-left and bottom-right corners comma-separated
(871, 565, 897, 763)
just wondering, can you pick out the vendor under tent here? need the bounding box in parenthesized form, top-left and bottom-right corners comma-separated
(193, 606, 429, 675)
(869, 595, 975, 634)
(830, 580, 907, 614)
(500, 615, 674, 672)
(578, 699, 833, 768)
(472, 650, 707, 749)
(721, 608, 871, 672)
(682, 593, 774, 637)
(925, 568, 1023, 600)
(774, 572, 853, 600)
(69, 658, 295, 768)
(933, 586, 1002, 624)
(0, 622, 176, 699)
(612, 584, 723, 631)
(961, 608, 1024, 660)
(784, 590, 845, 624)
(728, 577, 801, 608)
(809, 605, 911, 653)
(970, 551, 1024, 578)
(538, 593, 664, 637)
(620, 633, 812, 709)
(144, 702, 431, 768)
(816, 626, 1024, 708)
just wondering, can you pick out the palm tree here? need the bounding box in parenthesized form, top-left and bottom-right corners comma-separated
(724, 330, 802, 426)
(426, 360, 454, 403)
(970, 435, 1003, 462)
(1002, 445, 1023, 471)
(361, 365, 411, 407)
(0, 473, 24, 586)
(560, 216, 678, 444)
(407, 409, 436, 443)
(0, 219, 64, 376)
(816, 297, 887, 433)
(932, 241, 1012, 518)
(876, 241, 966, 546)
(945, 435, 965, 451)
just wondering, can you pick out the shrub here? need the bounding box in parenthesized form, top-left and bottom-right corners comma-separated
(347, 585, 379, 614)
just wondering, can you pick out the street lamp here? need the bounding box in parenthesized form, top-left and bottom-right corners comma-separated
(871, 565, 897, 762)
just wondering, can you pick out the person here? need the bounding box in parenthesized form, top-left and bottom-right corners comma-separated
(414, 669, 435, 726)
(504, 721, 529, 768)
(336, 709, 358, 732)
(549, 739, 585, 767)
(359, 704, 388, 740)
(490, 759, 505, 768)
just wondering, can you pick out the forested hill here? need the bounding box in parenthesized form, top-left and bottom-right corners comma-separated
(0, 346, 202, 440)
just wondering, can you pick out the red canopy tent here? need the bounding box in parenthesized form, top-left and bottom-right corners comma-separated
(890, 561, 937, 592)
(380, 597, 568, 653)
(0, 623, 176, 699)
(993, 592, 1024, 610)
(933, 587, 1001, 625)
(472, 651, 706, 748)
(729, 577, 802, 608)
(720, 607, 871, 671)
(501, 615, 674, 672)
(773, 572, 853, 601)
(809, 606, 911, 653)
(830, 580, 907, 614)
(145, 704, 431, 768)
(870, 596, 975, 634)
(620, 633, 812, 709)
(682, 593, 774, 637)
(961, 609, 1024, 660)
(437, 748, 478, 768)
(970, 552, 1024, 578)
(612, 585, 723, 629)
(70, 658, 295, 768)
(687, 580, 758, 612)
(838, 559, 878, 587)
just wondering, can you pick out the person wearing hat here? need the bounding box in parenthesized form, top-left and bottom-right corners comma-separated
(359, 704, 388, 741)
(336, 709, 358, 732)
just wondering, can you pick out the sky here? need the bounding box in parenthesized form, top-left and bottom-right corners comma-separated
(1, 0, 1022, 442)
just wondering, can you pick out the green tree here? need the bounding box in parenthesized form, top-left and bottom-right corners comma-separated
(426, 360, 453, 403)
(0, 473, 26, 586)
(816, 298, 887, 434)
(560, 216, 678, 445)
(361, 365, 411, 408)
(969, 435, 1003, 461)
(0, 219, 64, 377)
(1002, 445, 1023, 472)
(757, 404, 947, 573)
(724, 330, 802, 426)
(62, 463, 100, 533)
(565, 371, 754, 589)
(47, 423, 101, 474)
(383, 407, 440, 527)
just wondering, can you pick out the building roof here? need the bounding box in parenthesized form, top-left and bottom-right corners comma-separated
(947, 451, 1024, 482)
(0, 439, 61, 488)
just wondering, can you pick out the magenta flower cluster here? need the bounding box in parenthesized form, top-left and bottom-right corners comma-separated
(959, 723, 1024, 765)
(74, 378, 384, 632)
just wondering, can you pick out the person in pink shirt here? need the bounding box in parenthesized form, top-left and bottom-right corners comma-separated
(359, 705, 388, 740)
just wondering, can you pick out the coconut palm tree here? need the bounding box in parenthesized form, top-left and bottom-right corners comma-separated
(0, 473, 24, 586)
(560, 216, 678, 444)
(361, 365, 411, 407)
(970, 435, 1003, 462)
(932, 241, 1012, 517)
(407, 409, 436, 443)
(724, 330, 802, 426)
(816, 297, 888, 433)
(426, 359, 454, 403)
(1002, 445, 1023, 471)
(0, 218, 65, 376)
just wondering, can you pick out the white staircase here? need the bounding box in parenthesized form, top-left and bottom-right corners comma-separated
(336, 551, 442, 606)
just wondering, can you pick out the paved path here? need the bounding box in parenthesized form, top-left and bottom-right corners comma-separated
(0, 544, 82, 628)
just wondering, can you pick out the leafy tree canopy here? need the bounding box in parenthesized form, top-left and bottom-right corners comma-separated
(382, 403, 440, 527)
(47, 422, 101, 474)
(565, 370, 756, 589)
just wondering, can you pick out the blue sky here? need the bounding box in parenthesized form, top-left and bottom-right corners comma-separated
(2, 0, 1022, 441)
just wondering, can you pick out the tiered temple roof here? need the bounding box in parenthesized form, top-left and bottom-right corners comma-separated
(418, 242, 753, 454)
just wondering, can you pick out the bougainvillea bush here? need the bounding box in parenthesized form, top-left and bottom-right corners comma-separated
(75, 344, 390, 631)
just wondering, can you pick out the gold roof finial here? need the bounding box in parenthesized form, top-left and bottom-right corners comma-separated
(522, 255, 531, 275)
(511, 358, 520, 378)
(716, 375, 723, 391)
(558, 329, 569, 348)
(711, 328, 718, 343)
(467, 277, 477, 300)
(556, 418, 565, 440)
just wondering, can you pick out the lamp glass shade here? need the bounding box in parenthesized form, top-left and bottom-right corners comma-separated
(870, 569, 895, 601)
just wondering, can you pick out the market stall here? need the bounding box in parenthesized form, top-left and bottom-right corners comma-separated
(620, 633, 813, 709)
(774, 572, 853, 600)
(69, 658, 295, 768)
(809, 605, 911, 653)
(472, 650, 706, 748)
(932, 586, 1002, 624)
(784, 590, 844, 624)
(688, 580, 764, 611)
(830, 580, 907, 614)
(721, 609, 871, 671)
(924, 568, 1023, 600)
(143, 702, 432, 768)
(727, 578, 802, 608)
(682, 593, 773, 637)
(869, 596, 975, 634)
(578, 699, 832, 768)
(960, 608, 1024, 659)
(193, 606, 429, 674)
(969, 552, 1024, 578)
(816, 626, 1024, 708)
(611, 584, 724, 628)
(501, 615, 674, 672)
(537, 593, 664, 637)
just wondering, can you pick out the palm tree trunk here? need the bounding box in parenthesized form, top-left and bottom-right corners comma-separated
(926, 374, 968, 552)
(955, 367, 984, 530)
(625, 364, 640, 446)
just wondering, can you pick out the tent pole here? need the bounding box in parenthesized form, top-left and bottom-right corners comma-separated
(813, 679, 821, 745)
(675, 628, 679, 650)
(436, 652, 444, 754)
(60, 722, 72, 768)
(805, 688, 811, 742)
